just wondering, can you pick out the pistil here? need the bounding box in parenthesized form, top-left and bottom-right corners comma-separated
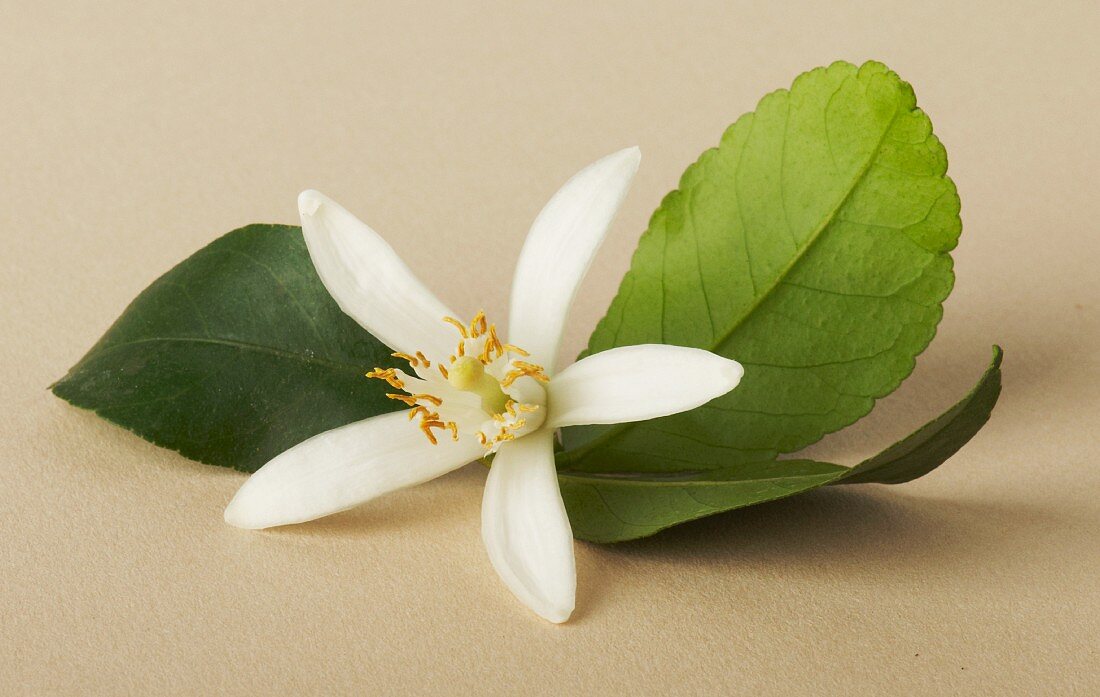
(448, 356, 509, 414)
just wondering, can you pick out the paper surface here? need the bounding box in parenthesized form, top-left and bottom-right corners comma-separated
(3, 2, 1098, 694)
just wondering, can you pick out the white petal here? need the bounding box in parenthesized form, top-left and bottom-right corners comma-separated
(299, 190, 459, 359)
(481, 431, 575, 623)
(225, 411, 483, 529)
(507, 147, 640, 372)
(546, 345, 743, 428)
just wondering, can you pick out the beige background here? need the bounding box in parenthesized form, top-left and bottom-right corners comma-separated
(3, 1, 1098, 694)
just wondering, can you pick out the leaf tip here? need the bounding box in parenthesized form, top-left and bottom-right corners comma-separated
(990, 344, 1004, 369)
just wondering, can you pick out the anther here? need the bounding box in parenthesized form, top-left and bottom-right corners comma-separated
(367, 368, 405, 389)
(500, 361, 550, 387)
(391, 352, 418, 367)
(419, 423, 439, 445)
(442, 316, 469, 338)
(469, 310, 486, 338)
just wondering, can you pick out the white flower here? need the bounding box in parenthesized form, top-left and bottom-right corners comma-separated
(224, 147, 744, 623)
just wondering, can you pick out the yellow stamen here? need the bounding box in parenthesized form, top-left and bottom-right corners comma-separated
(438, 363, 449, 378)
(366, 368, 406, 389)
(446, 422, 459, 441)
(419, 423, 439, 445)
(391, 352, 418, 367)
(500, 360, 550, 387)
(442, 316, 468, 338)
(469, 310, 486, 338)
(415, 351, 430, 367)
(502, 344, 529, 357)
(479, 324, 504, 364)
(513, 360, 549, 377)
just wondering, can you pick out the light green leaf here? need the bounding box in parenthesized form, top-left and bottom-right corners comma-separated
(560, 60, 961, 473)
(52, 224, 402, 472)
(837, 345, 1003, 485)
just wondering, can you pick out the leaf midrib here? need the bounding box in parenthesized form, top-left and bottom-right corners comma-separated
(69, 335, 366, 375)
(562, 78, 903, 465)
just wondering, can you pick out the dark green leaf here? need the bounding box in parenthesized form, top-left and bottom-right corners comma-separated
(52, 224, 401, 472)
(836, 345, 1003, 485)
(560, 60, 961, 473)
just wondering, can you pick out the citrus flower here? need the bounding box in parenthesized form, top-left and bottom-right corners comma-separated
(224, 147, 744, 623)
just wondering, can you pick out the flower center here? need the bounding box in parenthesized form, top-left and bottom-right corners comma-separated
(365, 311, 549, 451)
